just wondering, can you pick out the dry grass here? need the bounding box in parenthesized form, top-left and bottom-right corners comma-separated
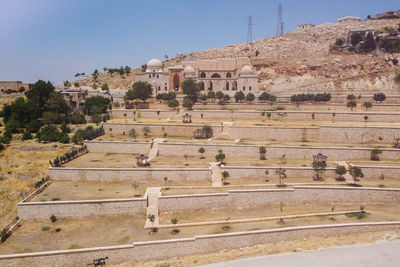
(63, 153, 140, 168)
(0, 140, 74, 229)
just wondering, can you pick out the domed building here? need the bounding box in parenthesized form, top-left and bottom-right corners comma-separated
(136, 57, 259, 96)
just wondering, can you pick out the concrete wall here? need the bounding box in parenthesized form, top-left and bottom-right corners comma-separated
(18, 198, 146, 220)
(159, 186, 400, 212)
(112, 109, 400, 123)
(85, 140, 151, 154)
(1, 222, 399, 266)
(49, 167, 211, 182)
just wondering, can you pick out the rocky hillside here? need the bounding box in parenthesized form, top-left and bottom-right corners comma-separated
(77, 18, 400, 93)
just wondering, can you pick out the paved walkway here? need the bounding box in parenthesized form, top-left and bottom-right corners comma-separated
(210, 162, 222, 187)
(148, 138, 164, 161)
(144, 187, 161, 228)
(201, 239, 400, 267)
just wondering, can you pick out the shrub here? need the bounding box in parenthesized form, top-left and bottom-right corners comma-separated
(234, 91, 245, 102)
(41, 226, 50, 231)
(69, 112, 86, 124)
(22, 131, 33, 141)
(373, 92, 386, 103)
(168, 99, 179, 109)
(245, 93, 255, 102)
(182, 98, 194, 110)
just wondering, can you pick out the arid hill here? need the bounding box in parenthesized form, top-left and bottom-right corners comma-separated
(77, 19, 400, 93)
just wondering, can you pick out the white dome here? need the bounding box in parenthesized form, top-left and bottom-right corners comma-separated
(157, 68, 163, 73)
(240, 65, 253, 75)
(184, 65, 195, 74)
(147, 58, 163, 68)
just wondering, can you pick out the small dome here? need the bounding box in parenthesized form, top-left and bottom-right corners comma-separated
(240, 65, 253, 75)
(147, 58, 163, 68)
(184, 65, 195, 74)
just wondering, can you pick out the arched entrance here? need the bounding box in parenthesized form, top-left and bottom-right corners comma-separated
(173, 74, 180, 91)
(208, 81, 213, 91)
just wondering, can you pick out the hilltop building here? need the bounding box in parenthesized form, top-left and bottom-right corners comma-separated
(338, 16, 361, 23)
(0, 81, 30, 94)
(297, 24, 315, 30)
(136, 57, 259, 96)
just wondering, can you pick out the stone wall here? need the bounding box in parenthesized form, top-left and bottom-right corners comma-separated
(85, 140, 151, 154)
(18, 198, 146, 220)
(157, 142, 400, 161)
(102, 122, 222, 137)
(49, 167, 211, 182)
(1, 222, 399, 266)
(192, 103, 400, 112)
(112, 109, 400, 123)
(159, 186, 400, 212)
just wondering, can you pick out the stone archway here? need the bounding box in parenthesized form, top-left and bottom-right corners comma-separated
(173, 74, 180, 91)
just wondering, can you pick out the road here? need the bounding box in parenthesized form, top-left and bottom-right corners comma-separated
(200, 240, 400, 267)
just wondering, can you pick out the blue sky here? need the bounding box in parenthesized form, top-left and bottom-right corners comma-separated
(0, 0, 398, 85)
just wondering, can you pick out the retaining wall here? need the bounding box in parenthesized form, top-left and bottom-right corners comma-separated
(158, 186, 400, 212)
(103, 122, 400, 143)
(111, 109, 400, 123)
(85, 140, 151, 154)
(18, 198, 146, 220)
(49, 167, 211, 182)
(1, 222, 399, 266)
(102, 122, 222, 137)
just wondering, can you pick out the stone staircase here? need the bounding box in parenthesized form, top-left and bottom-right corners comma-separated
(148, 138, 164, 161)
(210, 162, 222, 187)
(215, 122, 235, 140)
(144, 187, 161, 229)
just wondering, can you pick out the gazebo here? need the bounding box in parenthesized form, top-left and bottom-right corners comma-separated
(313, 153, 327, 164)
(136, 154, 150, 167)
(182, 113, 192, 123)
(394, 137, 400, 148)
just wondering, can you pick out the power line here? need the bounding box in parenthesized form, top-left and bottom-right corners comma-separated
(276, 4, 284, 36)
(247, 16, 253, 43)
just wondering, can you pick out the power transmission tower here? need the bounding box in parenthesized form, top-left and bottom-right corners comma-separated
(247, 16, 253, 43)
(276, 4, 284, 36)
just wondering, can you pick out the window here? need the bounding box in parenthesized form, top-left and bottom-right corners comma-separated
(249, 86, 252, 91)
(158, 86, 161, 91)
(149, 74, 151, 78)
(208, 81, 213, 91)
(200, 72, 206, 78)
(232, 81, 237, 91)
(199, 81, 205, 91)
(211, 73, 221, 78)
(243, 86, 245, 90)
(225, 81, 229, 91)
(153, 74, 155, 77)
(226, 72, 232, 78)
(157, 74, 159, 78)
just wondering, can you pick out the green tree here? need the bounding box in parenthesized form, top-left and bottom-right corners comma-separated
(207, 91, 216, 102)
(181, 79, 200, 102)
(246, 93, 255, 102)
(202, 125, 213, 138)
(143, 126, 150, 137)
(163, 176, 168, 188)
(25, 80, 55, 107)
(361, 32, 376, 52)
(335, 165, 347, 181)
(373, 92, 386, 103)
(222, 171, 230, 185)
(129, 129, 137, 141)
(264, 169, 270, 182)
(215, 149, 225, 163)
(216, 91, 224, 100)
(347, 100, 357, 111)
(132, 182, 139, 197)
(182, 98, 194, 110)
(349, 166, 364, 182)
(362, 101, 372, 110)
(50, 214, 57, 231)
(259, 146, 267, 160)
(312, 161, 327, 181)
(198, 147, 205, 159)
(63, 80, 71, 87)
(83, 96, 111, 115)
(73, 81, 80, 88)
(335, 38, 344, 46)
(168, 99, 179, 110)
(101, 83, 109, 91)
(126, 81, 153, 103)
(234, 91, 245, 102)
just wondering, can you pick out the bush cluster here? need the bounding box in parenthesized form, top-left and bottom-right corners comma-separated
(50, 145, 87, 167)
(258, 92, 277, 102)
(71, 126, 104, 144)
(290, 93, 331, 103)
(156, 92, 176, 101)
